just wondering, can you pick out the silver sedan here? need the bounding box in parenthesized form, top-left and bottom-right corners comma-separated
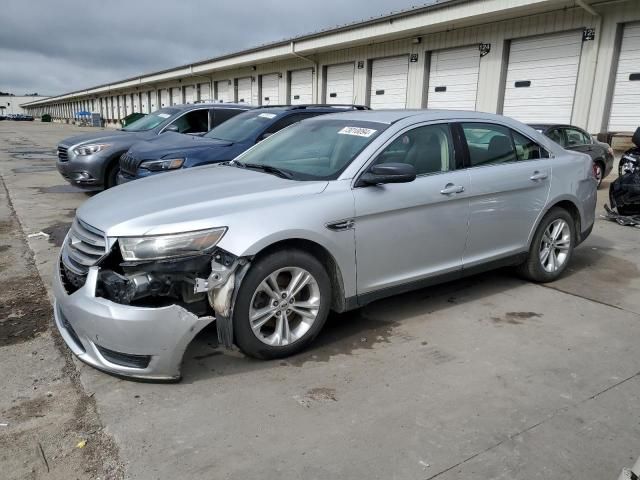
(53, 110, 597, 380)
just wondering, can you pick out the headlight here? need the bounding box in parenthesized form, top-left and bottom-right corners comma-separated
(118, 227, 227, 261)
(73, 144, 109, 156)
(139, 158, 185, 171)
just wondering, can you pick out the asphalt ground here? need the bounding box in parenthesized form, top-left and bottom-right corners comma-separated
(0, 121, 638, 479)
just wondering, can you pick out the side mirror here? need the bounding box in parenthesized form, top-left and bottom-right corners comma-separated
(163, 124, 179, 133)
(358, 163, 417, 187)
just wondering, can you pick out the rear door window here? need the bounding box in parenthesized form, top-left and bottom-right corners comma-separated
(210, 108, 245, 129)
(461, 123, 517, 166)
(563, 127, 591, 147)
(547, 128, 565, 146)
(262, 112, 326, 137)
(170, 109, 209, 134)
(461, 122, 547, 166)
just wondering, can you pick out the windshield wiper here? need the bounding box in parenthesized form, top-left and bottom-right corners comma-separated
(235, 162, 294, 179)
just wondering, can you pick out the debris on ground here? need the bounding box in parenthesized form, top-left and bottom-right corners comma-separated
(602, 205, 640, 227)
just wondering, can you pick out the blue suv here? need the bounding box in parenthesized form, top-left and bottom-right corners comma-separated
(117, 104, 368, 183)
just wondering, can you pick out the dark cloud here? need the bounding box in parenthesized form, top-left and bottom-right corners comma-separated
(0, 0, 425, 95)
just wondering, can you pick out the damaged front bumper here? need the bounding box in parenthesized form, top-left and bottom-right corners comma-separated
(53, 261, 215, 381)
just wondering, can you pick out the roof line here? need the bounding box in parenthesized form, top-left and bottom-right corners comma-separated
(28, 0, 459, 104)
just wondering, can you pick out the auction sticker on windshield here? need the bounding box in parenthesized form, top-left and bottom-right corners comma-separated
(258, 113, 277, 119)
(338, 126, 377, 137)
(157, 113, 171, 118)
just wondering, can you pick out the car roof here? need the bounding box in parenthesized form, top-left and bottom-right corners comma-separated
(315, 109, 526, 125)
(528, 123, 583, 131)
(172, 102, 252, 111)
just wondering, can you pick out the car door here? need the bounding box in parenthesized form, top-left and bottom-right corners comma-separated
(352, 123, 470, 295)
(561, 126, 595, 157)
(165, 109, 209, 135)
(461, 122, 551, 267)
(209, 108, 246, 130)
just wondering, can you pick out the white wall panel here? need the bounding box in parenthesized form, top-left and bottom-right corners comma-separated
(427, 45, 480, 110)
(325, 63, 354, 104)
(170, 87, 181, 105)
(369, 55, 409, 109)
(608, 22, 640, 132)
(261, 73, 280, 105)
(290, 69, 313, 104)
(502, 31, 582, 124)
(237, 77, 252, 103)
(199, 83, 211, 101)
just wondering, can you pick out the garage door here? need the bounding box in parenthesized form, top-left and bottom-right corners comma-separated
(133, 93, 140, 113)
(237, 77, 252, 103)
(160, 89, 170, 108)
(502, 31, 583, 124)
(124, 95, 132, 116)
(290, 69, 312, 104)
(171, 87, 181, 105)
(261, 73, 280, 105)
(184, 86, 195, 104)
(427, 46, 480, 110)
(199, 83, 211, 101)
(118, 95, 125, 119)
(216, 81, 232, 102)
(370, 55, 409, 109)
(141, 93, 148, 113)
(326, 63, 354, 104)
(608, 23, 640, 132)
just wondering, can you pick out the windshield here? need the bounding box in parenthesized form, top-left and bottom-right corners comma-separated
(121, 108, 179, 131)
(233, 119, 387, 180)
(204, 109, 283, 143)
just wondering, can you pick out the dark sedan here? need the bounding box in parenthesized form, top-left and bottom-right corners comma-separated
(531, 124, 614, 188)
(117, 104, 368, 184)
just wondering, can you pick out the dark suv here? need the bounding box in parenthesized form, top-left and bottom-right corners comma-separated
(117, 104, 369, 184)
(56, 103, 251, 190)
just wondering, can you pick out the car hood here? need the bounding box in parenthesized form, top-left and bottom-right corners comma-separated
(128, 132, 233, 159)
(59, 129, 149, 147)
(77, 164, 328, 237)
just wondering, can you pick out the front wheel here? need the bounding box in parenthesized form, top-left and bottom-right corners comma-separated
(517, 207, 575, 282)
(104, 162, 120, 189)
(233, 249, 331, 359)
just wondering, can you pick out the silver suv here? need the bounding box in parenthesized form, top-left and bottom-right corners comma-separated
(53, 110, 597, 380)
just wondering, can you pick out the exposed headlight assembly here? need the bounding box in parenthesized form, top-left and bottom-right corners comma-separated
(139, 158, 185, 171)
(73, 144, 109, 156)
(119, 227, 227, 261)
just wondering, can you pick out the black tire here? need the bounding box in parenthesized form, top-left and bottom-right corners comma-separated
(233, 249, 331, 360)
(517, 207, 576, 283)
(104, 161, 120, 189)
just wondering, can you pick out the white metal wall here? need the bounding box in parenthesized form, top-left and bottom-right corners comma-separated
(427, 46, 481, 110)
(608, 22, 640, 132)
(22, 2, 640, 134)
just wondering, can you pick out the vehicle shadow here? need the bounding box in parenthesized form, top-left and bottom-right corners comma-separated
(181, 242, 609, 384)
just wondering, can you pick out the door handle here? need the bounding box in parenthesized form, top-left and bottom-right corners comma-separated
(440, 183, 465, 195)
(530, 171, 548, 181)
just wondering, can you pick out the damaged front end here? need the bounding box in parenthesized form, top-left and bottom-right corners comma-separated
(56, 219, 250, 379)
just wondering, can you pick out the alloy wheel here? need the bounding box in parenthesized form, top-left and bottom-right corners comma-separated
(249, 267, 321, 346)
(539, 219, 571, 273)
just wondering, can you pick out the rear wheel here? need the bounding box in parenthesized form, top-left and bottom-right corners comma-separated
(233, 249, 331, 359)
(593, 161, 604, 188)
(517, 207, 575, 282)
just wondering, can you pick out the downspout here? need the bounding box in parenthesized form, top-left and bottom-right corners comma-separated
(291, 41, 319, 103)
(576, 0, 602, 133)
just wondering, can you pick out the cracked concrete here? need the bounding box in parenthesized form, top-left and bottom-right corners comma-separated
(1, 121, 639, 479)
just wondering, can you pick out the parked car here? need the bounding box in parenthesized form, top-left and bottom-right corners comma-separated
(54, 110, 597, 380)
(56, 103, 252, 190)
(531, 123, 614, 188)
(117, 104, 369, 184)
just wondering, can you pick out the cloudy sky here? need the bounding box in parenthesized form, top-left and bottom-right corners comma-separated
(1, 0, 426, 96)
